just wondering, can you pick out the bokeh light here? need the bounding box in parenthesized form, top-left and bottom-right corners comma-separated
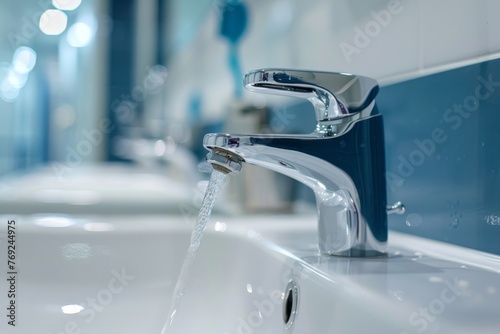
(39, 9, 68, 35)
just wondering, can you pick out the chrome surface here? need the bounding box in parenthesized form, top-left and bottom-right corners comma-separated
(204, 69, 388, 257)
(387, 201, 406, 215)
(244, 68, 379, 128)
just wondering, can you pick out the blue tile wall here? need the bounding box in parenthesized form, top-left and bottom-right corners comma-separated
(266, 60, 500, 255)
(378, 58, 500, 255)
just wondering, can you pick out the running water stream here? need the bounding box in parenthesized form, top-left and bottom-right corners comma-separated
(161, 170, 228, 334)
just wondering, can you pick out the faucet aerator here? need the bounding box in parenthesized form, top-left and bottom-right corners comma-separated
(206, 149, 243, 175)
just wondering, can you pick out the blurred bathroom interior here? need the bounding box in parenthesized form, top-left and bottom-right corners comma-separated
(0, 0, 499, 253)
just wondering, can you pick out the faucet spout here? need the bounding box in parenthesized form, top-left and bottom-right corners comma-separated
(204, 114, 388, 257)
(204, 69, 395, 257)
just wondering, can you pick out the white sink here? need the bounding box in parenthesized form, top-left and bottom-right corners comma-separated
(0, 164, 195, 215)
(1, 214, 499, 333)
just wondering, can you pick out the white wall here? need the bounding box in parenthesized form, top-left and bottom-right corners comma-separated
(162, 0, 500, 123)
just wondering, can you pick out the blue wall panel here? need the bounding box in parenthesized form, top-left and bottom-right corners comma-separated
(379, 59, 500, 254)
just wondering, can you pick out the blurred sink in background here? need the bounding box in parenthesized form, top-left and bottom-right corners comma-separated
(0, 163, 200, 215)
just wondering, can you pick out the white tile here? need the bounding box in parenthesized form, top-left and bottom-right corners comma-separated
(487, 0, 500, 53)
(240, 0, 297, 69)
(292, 0, 421, 81)
(421, 0, 490, 68)
(340, 0, 421, 80)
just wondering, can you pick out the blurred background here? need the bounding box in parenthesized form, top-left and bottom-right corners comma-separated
(0, 0, 499, 252)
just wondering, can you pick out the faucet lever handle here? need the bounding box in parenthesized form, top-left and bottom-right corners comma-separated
(244, 69, 379, 123)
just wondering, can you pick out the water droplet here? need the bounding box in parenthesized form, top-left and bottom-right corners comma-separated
(406, 213, 423, 227)
(451, 218, 460, 228)
(485, 214, 500, 226)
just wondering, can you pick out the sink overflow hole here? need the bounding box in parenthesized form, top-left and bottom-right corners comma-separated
(283, 280, 299, 330)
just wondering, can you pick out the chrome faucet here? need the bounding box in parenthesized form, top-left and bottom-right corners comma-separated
(203, 69, 404, 257)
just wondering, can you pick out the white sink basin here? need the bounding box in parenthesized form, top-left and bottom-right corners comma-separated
(1, 214, 499, 333)
(0, 164, 195, 215)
